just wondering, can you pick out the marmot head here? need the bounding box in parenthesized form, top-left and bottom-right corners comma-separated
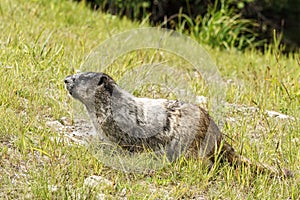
(64, 72, 115, 106)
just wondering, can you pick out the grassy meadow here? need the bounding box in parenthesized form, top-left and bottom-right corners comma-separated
(0, 0, 299, 199)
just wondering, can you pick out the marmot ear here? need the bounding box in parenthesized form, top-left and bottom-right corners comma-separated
(98, 75, 108, 86)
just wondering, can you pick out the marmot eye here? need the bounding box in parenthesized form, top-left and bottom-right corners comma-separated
(98, 76, 108, 85)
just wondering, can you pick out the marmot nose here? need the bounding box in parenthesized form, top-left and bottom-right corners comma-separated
(64, 75, 74, 84)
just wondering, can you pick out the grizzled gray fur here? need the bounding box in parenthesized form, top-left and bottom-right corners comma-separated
(64, 72, 291, 177)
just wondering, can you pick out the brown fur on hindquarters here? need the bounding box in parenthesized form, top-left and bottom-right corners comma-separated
(64, 72, 292, 178)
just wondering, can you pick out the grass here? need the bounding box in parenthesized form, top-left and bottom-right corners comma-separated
(175, 0, 263, 50)
(0, 0, 299, 199)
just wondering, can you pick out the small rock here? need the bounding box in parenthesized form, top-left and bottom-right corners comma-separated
(84, 175, 113, 188)
(265, 110, 295, 120)
(60, 117, 73, 126)
(119, 188, 127, 197)
(45, 120, 64, 131)
(48, 185, 59, 192)
(196, 96, 208, 104)
(226, 117, 236, 122)
(196, 96, 208, 110)
(193, 194, 207, 200)
(226, 79, 234, 84)
(96, 194, 106, 200)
